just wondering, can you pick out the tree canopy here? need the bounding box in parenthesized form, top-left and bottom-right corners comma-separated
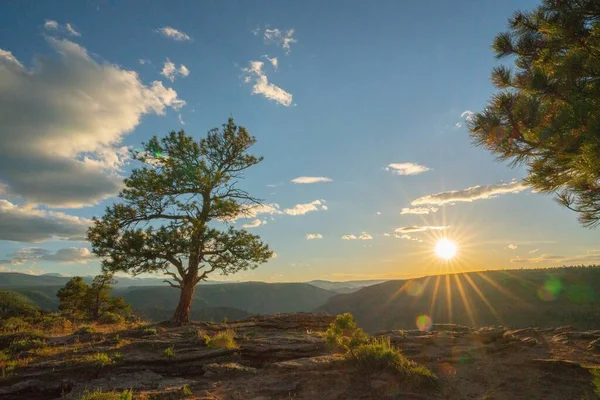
(88, 118, 273, 324)
(469, 0, 600, 227)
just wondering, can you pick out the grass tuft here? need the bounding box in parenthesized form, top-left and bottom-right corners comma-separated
(78, 389, 133, 400)
(204, 330, 238, 349)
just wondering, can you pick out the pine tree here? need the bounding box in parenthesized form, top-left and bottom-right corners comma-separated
(88, 118, 273, 325)
(469, 0, 600, 227)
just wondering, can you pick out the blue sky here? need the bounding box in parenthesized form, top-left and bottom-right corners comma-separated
(1, 0, 598, 282)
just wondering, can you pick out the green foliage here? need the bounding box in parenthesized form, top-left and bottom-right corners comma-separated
(39, 314, 72, 333)
(352, 337, 437, 386)
(204, 330, 238, 349)
(88, 118, 273, 324)
(76, 326, 95, 335)
(9, 338, 45, 353)
(181, 384, 193, 397)
(469, 0, 600, 227)
(142, 327, 157, 335)
(78, 352, 113, 367)
(78, 389, 133, 400)
(57, 273, 130, 322)
(591, 368, 600, 396)
(0, 291, 39, 319)
(0, 317, 31, 333)
(164, 346, 175, 359)
(98, 312, 124, 325)
(325, 313, 369, 355)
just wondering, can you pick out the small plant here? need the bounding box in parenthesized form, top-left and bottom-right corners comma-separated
(98, 312, 124, 325)
(353, 337, 437, 387)
(164, 346, 175, 359)
(142, 327, 157, 335)
(325, 313, 369, 356)
(76, 326, 95, 335)
(0, 317, 31, 333)
(78, 352, 113, 367)
(112, 352, 123, 362)
(181, 384, 193, 397)
(204, 330, 238, 349)
(78, 389, 133, 400)
(9, 338, 45, 353)
(591, 368, 600, 396)
(221, 317, 229, 324)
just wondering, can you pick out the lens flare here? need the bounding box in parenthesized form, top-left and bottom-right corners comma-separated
(537, 276, 562, 301)
(416, 314, 433, 332)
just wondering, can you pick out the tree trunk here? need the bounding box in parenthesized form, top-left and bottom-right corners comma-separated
(172, 281, 195, 325)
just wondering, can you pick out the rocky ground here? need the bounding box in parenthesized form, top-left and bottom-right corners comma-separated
(1, 313, 599, 399)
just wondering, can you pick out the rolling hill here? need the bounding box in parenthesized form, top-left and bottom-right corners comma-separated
(317, 266, 600, 332)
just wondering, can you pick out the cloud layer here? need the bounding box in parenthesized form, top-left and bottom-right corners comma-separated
(411, 181, 529, 206)
(8, 247, 94, 264)
(0, 200, 90, 242)
(394, 225, 449, 234)
(0, 39, 185, 207)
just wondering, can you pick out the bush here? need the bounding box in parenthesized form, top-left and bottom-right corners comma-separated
(592, 368, 600, 396)
(142, 327, 157, 335)
(39, 314, 72, 333)
(9, 338, 45, 353)
(0, 317, 31, 333)
(98, 312, 124, 325)
(325, 313, 369, 354)
(352, 338, 437, 387)
(76, 326, 95, 335)
(164, 346, 175, 359)
(204, 330, 237, 349)
(78, 352, 113, 367)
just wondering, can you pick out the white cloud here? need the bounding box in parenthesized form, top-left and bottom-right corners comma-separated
(9, 247, 94, 264)
(290, 176, 332, 184)
(161, 59, 190, 82)
(411, 181, 529, 207)
(400, 207, 438, 215)
(385, 163, 431, 176)
(242, 219, 266, 229)
(264, 28, 297, 54)
(383, 233, 391, 237)
(508, 244, 518, 250)
(44, 20, 59, 30)
(157, 27, 191, 41)
(306, 234, 323, 240)
(179, 64, 190, 77)
(138, 59, 150, 65)
(0, 38, 185, 208)
(242, 61, 292, 106)
(394, 225, 449, 234)
(0, 200, 90, 242)
(461, 110, 475, 122)
(358, 232, 373, 240)
(455, 123, 462, 128)
(529, 248, 539, 254)
(283, 200, 327, 216)
(178, 114, 185, 125)
(510, 251, 600, 265)
(262, 55, 278, 71)
(341, 235, 357, 240)
(43, 20, 80, 36)
(65, 23, 81, 37)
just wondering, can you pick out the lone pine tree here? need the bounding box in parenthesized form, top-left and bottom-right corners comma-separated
(88, 118, 273, 324)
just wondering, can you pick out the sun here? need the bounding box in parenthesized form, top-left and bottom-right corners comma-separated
(435, 238, 458, 260)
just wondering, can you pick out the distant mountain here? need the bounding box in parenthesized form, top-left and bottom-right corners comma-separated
(307, 279, 386, 293)
(1, 274, 339, 321)
(317, 266, 600, 332)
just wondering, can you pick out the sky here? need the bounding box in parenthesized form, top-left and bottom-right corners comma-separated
(0, 0, 598, 282)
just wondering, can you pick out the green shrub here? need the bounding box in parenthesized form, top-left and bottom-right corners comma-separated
(76, 326, 95, 335)
(78, 352, 113, 367)
(142, 327, 157, 335)
(39, 314, 72, 333)
(204, 330, 238, 349)
(164, 346, 175, 359)
(592, 368, 600, 396)
(325, 313, 369, 355)
(78, 389, 133, 400)
(9, 338, 45, 353)
(98, 312, 123, 325)
(0, 317, 31, 333)
(352, 337, 437, 387)
(181, 384, 193, 397)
